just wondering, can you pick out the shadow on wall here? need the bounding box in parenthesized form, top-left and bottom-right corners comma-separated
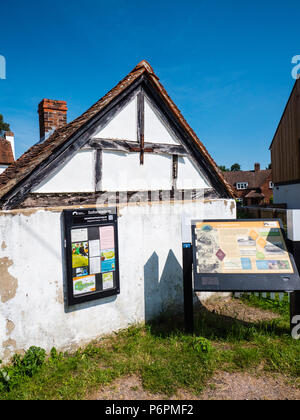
(144, 250, 183, 322)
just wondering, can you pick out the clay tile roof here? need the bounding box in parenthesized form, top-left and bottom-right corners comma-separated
(0, 137, 14, 165)
(0, 60, 234, 202)
(223, 169, 272, 190)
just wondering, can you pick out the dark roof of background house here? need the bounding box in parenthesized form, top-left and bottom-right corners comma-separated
(244, 190, 265, 199)
(0, 137, 14, 165)
(0, 60, 234, 202)
(223, 169, 272, 190)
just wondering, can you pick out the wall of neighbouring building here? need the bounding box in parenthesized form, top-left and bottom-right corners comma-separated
(0, 199, 235, 362)
(273, 183, 300, 209)
(270, 78, 300, 185)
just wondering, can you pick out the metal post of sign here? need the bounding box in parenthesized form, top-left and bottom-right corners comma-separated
(286, 212, 300, 336)
(286, 236, 300, 336)
(182, 243, 194, 334)
(290, 292, 300, 333)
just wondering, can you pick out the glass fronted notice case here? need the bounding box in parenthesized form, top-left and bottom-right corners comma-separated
(64, 208, 120, 306)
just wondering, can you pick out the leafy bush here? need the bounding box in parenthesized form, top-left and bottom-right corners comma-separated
(0, 346, 46, 391)
(192, 336, 212, 354)
(181, 335, 212, 354)
(49, 347, 63, 362)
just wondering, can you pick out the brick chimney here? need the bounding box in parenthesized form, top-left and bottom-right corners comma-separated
(38, 99, 67, 141)
(254, 162, 260, 172)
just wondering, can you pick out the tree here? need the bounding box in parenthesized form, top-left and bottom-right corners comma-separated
(0, 114, 10, 132)
(230, 163, 241, 172)
(218, 165, 229, 172)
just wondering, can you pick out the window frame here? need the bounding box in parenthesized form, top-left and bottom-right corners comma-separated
(236, 182, 248, 190)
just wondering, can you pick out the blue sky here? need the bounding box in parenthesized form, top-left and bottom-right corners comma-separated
(0, 0, 299, 170)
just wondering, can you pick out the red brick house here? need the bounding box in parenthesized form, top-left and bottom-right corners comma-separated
(223, 163, 273, 206)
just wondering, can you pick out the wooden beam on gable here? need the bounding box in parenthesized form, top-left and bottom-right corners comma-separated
(172, 154, 178, 191)
(137, 91, 145, 164)
(95, 149, 102, 192)
(88, 138, 187, 156)
(89, 138, 132, 153)
(19, 188, 219, 208)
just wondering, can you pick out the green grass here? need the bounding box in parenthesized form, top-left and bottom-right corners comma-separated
(239, 292, 290, 317)
(1, 295, 300, 400)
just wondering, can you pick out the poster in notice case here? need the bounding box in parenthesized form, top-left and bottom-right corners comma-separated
(192, 219, 300, 292)
(64, 208, 120, 306)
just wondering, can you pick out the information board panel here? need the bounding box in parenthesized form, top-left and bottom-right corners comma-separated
(192, 219, 300, 292)
(64, 208, 120, 306)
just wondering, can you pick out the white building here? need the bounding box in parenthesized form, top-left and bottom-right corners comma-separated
(0, 61, 235, 361)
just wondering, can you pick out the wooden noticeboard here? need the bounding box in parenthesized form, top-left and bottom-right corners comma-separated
(63, 208, 120, 306)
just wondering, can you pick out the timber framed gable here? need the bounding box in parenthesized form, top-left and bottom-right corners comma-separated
(0, 61, 234, 209)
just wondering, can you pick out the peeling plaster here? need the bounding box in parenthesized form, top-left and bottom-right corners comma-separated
(6, 319, 15, 335)
(2, 338, 17, 360)
(0, 257, 18, 302)
(230, 200, 236, 215)
(56, 288, 64, 305)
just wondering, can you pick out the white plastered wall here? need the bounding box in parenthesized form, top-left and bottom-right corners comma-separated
(177, 156, 210, 190)
(92, 95, 138, 141)
(33, 149, 96, 193)
(144, 97, 179, 145)
(0, 199, 236, 361)
(101, 151, 173, 191)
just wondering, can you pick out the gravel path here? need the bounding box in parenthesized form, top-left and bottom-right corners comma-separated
(91, 372, 300, 400)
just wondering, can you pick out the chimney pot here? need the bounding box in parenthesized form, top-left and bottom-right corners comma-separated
(254, 162, 260, 172)
(38, 99, 67, 141)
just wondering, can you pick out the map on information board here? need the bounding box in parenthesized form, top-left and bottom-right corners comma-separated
(194, 220, 293, 275)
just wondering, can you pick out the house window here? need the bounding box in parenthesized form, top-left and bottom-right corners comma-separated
(236, 182, 248, 190)
(269, 181, 274, 189)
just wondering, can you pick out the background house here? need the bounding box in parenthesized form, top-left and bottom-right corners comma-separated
(223, 163, 273, 206)
(270, 77, 300, 209)
(0, 131, 15, 174)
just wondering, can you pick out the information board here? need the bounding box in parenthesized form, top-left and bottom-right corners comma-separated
(64, 208, 120, 305)
(192, 219, 300, 292)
